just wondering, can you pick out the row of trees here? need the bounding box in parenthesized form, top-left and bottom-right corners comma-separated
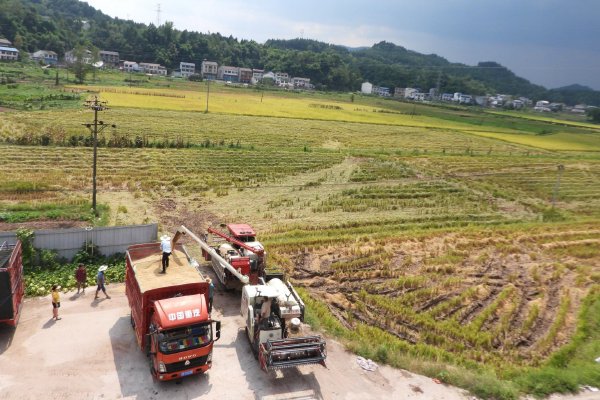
(1, 0, 600, 103)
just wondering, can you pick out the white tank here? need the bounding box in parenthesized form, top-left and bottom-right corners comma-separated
(267, 279, 302, 321)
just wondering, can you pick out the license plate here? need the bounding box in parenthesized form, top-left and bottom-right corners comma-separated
(181, 370, 193, 377)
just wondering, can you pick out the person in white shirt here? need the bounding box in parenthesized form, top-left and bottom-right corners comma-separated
(160, 235, 172, 274)
(260, 297, 272, 319)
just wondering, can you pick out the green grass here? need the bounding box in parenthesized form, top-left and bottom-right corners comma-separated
(0, 200, 109, 224)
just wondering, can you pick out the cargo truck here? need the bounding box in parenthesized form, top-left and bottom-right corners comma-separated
(0, 241, 24, 327)
(125, 240, 220, 381)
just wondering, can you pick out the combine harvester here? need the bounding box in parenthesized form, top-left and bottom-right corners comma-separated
(177, 225, 327, 371)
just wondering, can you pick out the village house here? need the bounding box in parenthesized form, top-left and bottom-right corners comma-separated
(139, 62, 167, 75)
(179, 62, 195, 78)
(239, 67, 252, 84)
(251, 69, 264, 84)
(218, 65, 240, 82)
(200, 60, 218, 80)
(0, 46, 19, 61)
(361, 82, 373, 94)
(99, 50, 119, 67)
(274, 72, 290, 85)
(32, 50, 58, 65)
(65, 49, 92, 64)
(291, 77, 311, 88)
(121, 61, 140, 72)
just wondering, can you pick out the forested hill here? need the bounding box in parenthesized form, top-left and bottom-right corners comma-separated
(1, 0, 599, 104)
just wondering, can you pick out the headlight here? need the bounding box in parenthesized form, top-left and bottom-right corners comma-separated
(158, 362, 166, 373)
(207, 351, 212, 362)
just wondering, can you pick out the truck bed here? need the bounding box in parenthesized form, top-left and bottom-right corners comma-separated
(128, 245, 204, 293)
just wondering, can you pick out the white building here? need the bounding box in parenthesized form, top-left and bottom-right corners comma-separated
(139, 62, 167, 75)
(65, 49, 92, 64)
(262, 71, 276, 82)
(122, 61, 140, 72)
(361, 82, 374, 94)
(0, 46, 18, 61)
(292, 77, 311, 88)
(441, 93, 454, 102)
(179, 62, 195, 77)
(404, 88, 419, 99)
(251, 69, 264, 84)
(274, 72, 290, 85)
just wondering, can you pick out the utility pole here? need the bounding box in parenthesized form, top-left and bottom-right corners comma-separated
(552, 164, 565, 207)
(83, 96, 115, 216)
(156, 3, 161, 26)
(205, 79, 210, 113)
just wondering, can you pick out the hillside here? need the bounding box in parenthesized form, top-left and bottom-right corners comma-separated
(1, 0, 600, 104)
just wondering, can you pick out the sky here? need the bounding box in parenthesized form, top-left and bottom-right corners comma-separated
(84, 0, 600, 90)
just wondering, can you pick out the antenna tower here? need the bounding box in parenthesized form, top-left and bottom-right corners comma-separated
(156, 3, 161, 26)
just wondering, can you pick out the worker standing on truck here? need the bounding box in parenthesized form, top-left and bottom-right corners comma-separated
(95, 265, 111, 300)
(75, 264, 87, 294)
(207, 278, 214, 313)
(160, 235, 172, 274)
(51, 284, 61, 320)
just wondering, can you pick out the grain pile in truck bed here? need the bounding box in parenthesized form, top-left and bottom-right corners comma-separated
(131, 248, 205, 293)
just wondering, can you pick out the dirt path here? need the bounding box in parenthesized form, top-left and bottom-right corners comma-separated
(0, 280, 473, 400)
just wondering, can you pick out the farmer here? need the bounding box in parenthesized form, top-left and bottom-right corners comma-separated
(207, 278, 214, 313)
(94, 265, 111, 300)
(75, 263, 87, 294)
(51, 284, 61, 320)
(160, 234, 172, 274)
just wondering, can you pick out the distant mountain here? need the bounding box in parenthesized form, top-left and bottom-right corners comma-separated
(1, 0, 599, 105)
(553, 84, 594, 92)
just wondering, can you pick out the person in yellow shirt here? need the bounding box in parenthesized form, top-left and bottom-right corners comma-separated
(51, 284, 61, 321)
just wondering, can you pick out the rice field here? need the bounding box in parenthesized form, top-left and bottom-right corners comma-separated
(1, 73, 600, 397)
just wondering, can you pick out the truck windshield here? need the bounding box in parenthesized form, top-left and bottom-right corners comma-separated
(158, 323, 212, 354)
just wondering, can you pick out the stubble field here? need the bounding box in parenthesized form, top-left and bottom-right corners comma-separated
(1, 72, 599, 398)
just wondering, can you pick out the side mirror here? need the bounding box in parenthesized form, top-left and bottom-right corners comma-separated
(214, 320, 221, 341)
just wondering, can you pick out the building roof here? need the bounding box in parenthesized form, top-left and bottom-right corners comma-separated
(99, 50, 119, 55)
(33, 50, 57, 56)
(0, 46, 19, 52)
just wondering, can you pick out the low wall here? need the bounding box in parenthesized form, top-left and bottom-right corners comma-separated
(0, 224, 158, 260)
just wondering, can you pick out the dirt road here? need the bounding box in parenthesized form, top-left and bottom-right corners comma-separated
(0, 280, 474, 400)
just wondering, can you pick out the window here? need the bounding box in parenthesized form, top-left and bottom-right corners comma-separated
(158, 323, 212, 354)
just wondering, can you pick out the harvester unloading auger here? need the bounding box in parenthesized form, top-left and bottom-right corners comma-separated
(176, 224, 327, 372)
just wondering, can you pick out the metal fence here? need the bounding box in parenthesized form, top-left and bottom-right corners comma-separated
(0, 224, 158, 260)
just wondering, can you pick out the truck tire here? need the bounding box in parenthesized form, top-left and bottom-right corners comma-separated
(130, 313, 135, 329)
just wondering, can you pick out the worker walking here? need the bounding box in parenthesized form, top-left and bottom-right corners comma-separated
(207, 278, 214, 313)
(95, 265, 111, 300)
(75, 263, 87, 294)
(51, 284, 61, 320)
(160, 235, 172, 274)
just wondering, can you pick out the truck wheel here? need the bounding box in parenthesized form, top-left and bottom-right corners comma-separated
(130, 313, 135, 329)
(149, 356, 155, 375)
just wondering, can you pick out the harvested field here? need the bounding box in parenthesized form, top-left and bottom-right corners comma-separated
(282, 223, 600, 369)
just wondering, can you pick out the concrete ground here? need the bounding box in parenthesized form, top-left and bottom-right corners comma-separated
(0, 279, 596, 400)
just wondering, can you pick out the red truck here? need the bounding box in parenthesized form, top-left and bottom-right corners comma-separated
(0, 241, 24, 327)
(125, 241, 220, 381)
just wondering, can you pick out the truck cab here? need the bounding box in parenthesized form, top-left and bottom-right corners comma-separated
(148, 294, 220, 380)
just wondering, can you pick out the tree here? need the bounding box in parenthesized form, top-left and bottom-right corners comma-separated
(587, 107, 600, 123)
(70, 45, 90, 83)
